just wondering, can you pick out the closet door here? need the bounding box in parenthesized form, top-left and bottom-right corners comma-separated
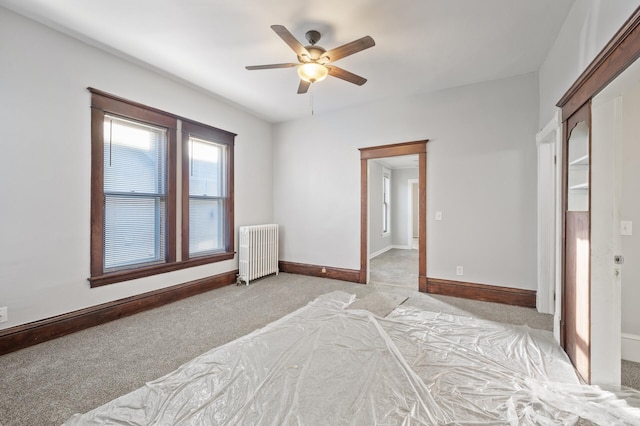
(563, 103, 591, 383)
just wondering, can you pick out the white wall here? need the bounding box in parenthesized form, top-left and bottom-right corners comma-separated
(274, 73, 539, 290)
(591, 95, 623, 385)
(368, 160, 390, 255)
(589, 65, 640, 383)
(539, 0, 640, 128)
(620, 80, 640, 359)
(412, 182, 419, 238)
(0, 8, 273, 330)
(391, 168, 419, 248)
(368, 165, 418, 256)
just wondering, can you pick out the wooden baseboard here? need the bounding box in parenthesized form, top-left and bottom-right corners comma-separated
(279, 261, 361, 284)
(425, 277, 536, 308)
(419, 276, 427, 293)
(0, 270, 238, 356)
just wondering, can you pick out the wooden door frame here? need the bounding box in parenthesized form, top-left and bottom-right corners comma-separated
(557, 6, 640, 383)
(359, 140, 428, 290)
(557, 7, 640, 121)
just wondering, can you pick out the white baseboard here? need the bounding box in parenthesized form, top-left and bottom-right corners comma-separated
(622, 333, 640, 363)
(369, 246, 392, 259)
(369, 245, 413, 259)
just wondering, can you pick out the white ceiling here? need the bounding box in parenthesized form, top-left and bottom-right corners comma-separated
(1, 0, 574, 123)
(374, 155, 419, 170)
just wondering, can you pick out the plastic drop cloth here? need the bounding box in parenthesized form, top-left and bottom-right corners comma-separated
(64, 291, 640, 425)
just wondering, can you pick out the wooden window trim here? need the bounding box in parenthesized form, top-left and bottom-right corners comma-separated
(89, 253, 235, 287)
(89, 88, 235, 288)
(382, 170, 391, 235)
(90, 91, 177, 285)
(181, 120, 235, 263)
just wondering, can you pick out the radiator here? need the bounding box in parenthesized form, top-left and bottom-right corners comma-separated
(238, 224, 279, 285)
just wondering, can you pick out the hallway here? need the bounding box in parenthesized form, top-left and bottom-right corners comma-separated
(369, 248, 418, 289)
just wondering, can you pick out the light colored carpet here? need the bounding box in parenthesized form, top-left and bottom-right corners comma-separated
(0, 272, 636, 425)
(623, 359, 640, 390)
(369, 248, 418, 288)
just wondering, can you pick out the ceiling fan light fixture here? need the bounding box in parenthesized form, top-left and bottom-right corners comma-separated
(246, 25, 375, 94)
(297, 62, 328, 83)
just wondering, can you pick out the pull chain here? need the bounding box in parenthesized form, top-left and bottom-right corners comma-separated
(310, 83, 314, 116)
(109, 118, 113, 167)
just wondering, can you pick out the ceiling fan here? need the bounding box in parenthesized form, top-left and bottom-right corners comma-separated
(246, 25, 375, 94)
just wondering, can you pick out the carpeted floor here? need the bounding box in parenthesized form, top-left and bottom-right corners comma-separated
(368, 249, 640, 392)
(623, 359, 640, 390)
(0, 272, 638, 425)
(370, 248, 418, 288)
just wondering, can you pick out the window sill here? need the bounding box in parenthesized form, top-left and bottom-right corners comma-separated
(89, 252, 235, 288)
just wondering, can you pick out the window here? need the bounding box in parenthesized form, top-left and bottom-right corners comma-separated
(90, 89, 235, 287)
(182, 120, 233, 260)
(382, 170, 391, 235)
(103, 115, 168, 271)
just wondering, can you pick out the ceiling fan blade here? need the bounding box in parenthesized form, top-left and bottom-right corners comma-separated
(297, 80, 311, 94)
(327, 66, 367, 86)
(322, 36, 375, 63)
(271, 25, 309, 58)
(245, 63, 299, 70)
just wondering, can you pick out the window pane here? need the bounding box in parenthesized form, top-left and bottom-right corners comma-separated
(104, 195, 166, 270)
(383, 204, 388, 233)
(383, 173, 390, 233)
(189, 137, 224, 197)
(383, 175, 390, 203)
(102, 115, 167, 271)
(104, 115, 166, 194)
(189, 198, 224, 255)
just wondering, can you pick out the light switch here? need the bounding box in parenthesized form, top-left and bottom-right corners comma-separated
(621, 220, 633, 236)
(435, 211, 443, 221)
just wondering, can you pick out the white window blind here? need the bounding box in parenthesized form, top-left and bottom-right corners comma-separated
(188, 137, 226, 256)
(103, 115, 167, 270)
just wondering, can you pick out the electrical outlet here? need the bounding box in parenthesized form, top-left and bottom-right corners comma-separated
(0, 307, 7, 323)
(321, 267, 327, 274)
(456, 266, 464, 276)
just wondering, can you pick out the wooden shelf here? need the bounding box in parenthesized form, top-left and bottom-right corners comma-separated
(569, 182, 589, 190)
(569, 155, 589, 166)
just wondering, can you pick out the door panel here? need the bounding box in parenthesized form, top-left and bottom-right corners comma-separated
(564, 210, 590, 382)
(563, 109, 591, 383)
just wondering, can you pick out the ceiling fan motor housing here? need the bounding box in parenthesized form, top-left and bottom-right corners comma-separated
(301, 45, 327, 62)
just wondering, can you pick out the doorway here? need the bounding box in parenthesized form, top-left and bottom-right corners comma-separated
(367, 158, 419, 288)
(358, 141, 428, 290)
